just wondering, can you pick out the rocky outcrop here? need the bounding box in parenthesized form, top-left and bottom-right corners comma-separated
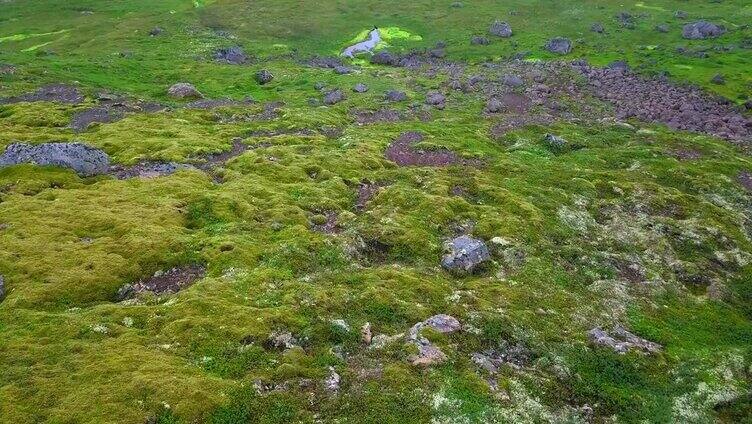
(441, 236, 491, 274)
(489, 21, 513, 38)
(167, 83, 203, 99)
(546, 37, 572, 55)
(0, 142, 110, 176)
(407, 314, 461, 366)
(255, 70, 274, 85)
(588, 326, 662, 354)
(682, 21, 725, 39)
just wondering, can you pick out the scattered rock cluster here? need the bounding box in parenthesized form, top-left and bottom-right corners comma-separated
(588, 326, 662, 354)
(574, 63, 751, 141)
(116, 265, 206, 301)
(407, 314, 461, 366)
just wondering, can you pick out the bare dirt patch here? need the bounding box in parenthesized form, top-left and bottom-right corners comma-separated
(0, 84, 84, 105)
(385, 132, 481, 167)
(116, 264, 206, 300)
(352, 109, 404, 125)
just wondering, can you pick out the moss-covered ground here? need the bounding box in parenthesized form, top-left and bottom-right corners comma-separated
(1, 0, 751, 423)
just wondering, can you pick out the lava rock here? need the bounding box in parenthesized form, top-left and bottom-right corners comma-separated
(167, 83, 203, 99)
(545, 37, 572, 55)
(334, 65, 352, 75)
(0, 142, 111, 176)
(441, 236, 491, 274)
(353, 83, 369, 93)
(485, 98, 504, 113)
(655, 24, 670, 33)
(674, 10, 688, 19)
(503, 74, 524, 87)
(0, 274, 5, 301)
(710, 73, 726, 85)
(682, 21, 726, 39)
(215, 46, 248, 65)
(544, 133, 567, 149)
(255, 70, 274, 85)
(490, 20, 513, 38)
(323, 89, 345, 105)
(588, 326, 662, 354)
(385, 90, 408, 102)
(606, 60, 629, 71)
(149, 27, 164, 36)
(371, 51, 396, 66)
(471, 36, 490, 45)
(422, 314, 461, 334)
(425, 91, 446, 108)
(591, 23, 605, 33)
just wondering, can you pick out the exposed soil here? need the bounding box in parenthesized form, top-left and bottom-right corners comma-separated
(116, 264, 206, 300)
(497, 92, 532, 114)
(0, 84, 84, 105)
(490, 115, 554, 139)
(109, 162, 192, 179)
(70, 100, 166, 132)
(355, 180, 385, 212)
(311, 211, 340, 234)
(385, 132, 482, 167)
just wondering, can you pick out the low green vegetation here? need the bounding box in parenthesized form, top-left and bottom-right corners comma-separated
(0, 0, 750, 423)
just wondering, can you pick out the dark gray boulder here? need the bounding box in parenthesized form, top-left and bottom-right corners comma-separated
(255, 70, 274, 85)
(711, 73, 725, 85)
(682, 21, 725, 39)
(149, 27, 164, 36)
(167, 83, 203, 99)
(544, 133, 567, 149)
(485, 98, 504, 113)
(214, 46, 248, 65)
(385, 90, 408, 102)
(441, 236, 491, 274)
(0, 274, 5, 301)
(323, 89, 345, 105)
(370, 51, 396, 66)
(591, 23, 604, 33)
(546, 37, 572, 55)
(353, 83, 368, 93)
(490, 20, 513, 38)
(503, 75, 524, 87)
(334, 66, 352, 75)
(0, 142, 111, 176)
(607, 60, 629, 71)
(425, 91, 446, 108)
(471, 36, 490, 45)
(655, 24, 670, 33)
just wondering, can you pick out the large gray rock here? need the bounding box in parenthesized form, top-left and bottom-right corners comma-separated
(441, 236, 490, 273)
(255, 70, 274, 85)
(588, 326, 661, 354)
(490, 20, 513, 38)
(323, 89, 345, 105)
(167, 83, 203, 99)
(385, 90, 407, 102)
(425, 91, 446, 108)
(214, 46, 248, 64)
(682, 21, 725, 39)
(0, 142, 111, 176)
(546, 37, 572, 55)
